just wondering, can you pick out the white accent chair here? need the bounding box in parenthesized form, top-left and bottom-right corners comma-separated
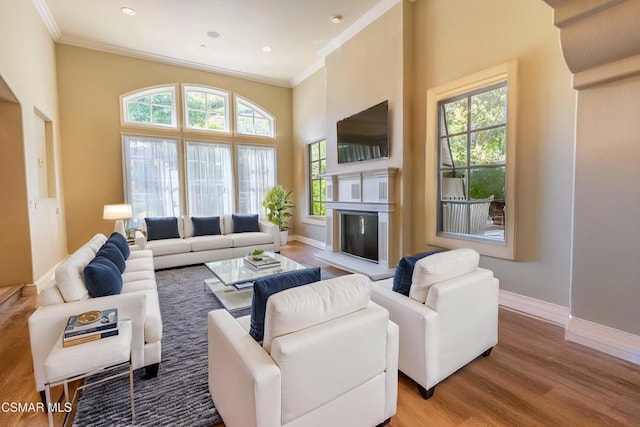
(371, 249, 498, 399)
(208, 274, 399, 427)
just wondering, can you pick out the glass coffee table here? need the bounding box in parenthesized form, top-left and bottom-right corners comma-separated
(204, 253, 307, 310)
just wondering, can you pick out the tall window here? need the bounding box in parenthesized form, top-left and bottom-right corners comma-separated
(121, 86, 176, 128)
(236, 97, 274, 137)
(184, 86, 230, 132)
(308, 139, 326, 216)
(438, 82, 506, 239)
(426, 61, 517, 260)
(123, 135, 180, 228)
(236, 145, 276, 214)
(185, 142, 234, 216)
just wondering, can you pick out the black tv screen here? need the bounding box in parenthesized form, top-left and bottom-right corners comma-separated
(337, 100, 389, 164)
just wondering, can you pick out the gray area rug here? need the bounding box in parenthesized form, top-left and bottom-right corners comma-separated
(73, 263, 336, 427)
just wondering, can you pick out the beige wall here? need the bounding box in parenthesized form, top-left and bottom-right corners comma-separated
(56, 45, 293, 252)
(412, 0, 576, 306)
(571, 75, 640, 334)
(292, 68, 327, 243)
(0, 0, 67, 285)
(324, 2, 411, 263)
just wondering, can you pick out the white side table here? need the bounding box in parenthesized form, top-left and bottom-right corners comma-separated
(43, 319, 134, 427)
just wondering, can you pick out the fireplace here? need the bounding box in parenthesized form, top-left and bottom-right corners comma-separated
(340, 211, 378, 262)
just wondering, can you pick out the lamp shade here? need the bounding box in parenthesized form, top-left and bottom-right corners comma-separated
(103, 204, 133, 220)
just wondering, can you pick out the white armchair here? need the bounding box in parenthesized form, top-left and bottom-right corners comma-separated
(208, 274, 399, 427)
(371, 249, 498, 399)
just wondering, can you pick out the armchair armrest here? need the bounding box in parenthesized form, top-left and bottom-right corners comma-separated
(134, 230, 147, 249)
(208, 310, 281, 427)
(29, 292, 147, 391)
(259, 220, 280, 252)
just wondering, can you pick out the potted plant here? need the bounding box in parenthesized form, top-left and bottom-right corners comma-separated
(263, 185, 294, 246)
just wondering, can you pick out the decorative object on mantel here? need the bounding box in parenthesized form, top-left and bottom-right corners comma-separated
(263, 185, 294, 246)
(103, 204, 133, 237)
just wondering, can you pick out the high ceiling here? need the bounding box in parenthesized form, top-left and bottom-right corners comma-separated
(36, 0, 396, 87)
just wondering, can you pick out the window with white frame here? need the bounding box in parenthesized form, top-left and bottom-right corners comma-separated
(426, 61, 517, 260)
(308, 139, 326, 216)
(122, 135, 181, 228)
(184, 85, 230, 132)
(121, 86, 177, 128)
(236, 145, 276, 214)
(185, 141, 234, 216)
(235, 97, 274, 137)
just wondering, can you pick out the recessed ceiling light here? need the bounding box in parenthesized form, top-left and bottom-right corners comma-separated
(207, 31, 220, 39)
(329, 14, 342, 24)
(262, 46, 272, 52)
(200, 44, 206, 49)
(121, 7, 136, 16)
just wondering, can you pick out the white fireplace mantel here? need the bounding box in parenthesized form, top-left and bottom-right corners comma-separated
(316, 167, 398, 279)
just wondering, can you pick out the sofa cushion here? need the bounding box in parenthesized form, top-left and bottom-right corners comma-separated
(232, 214, 260, 233)
(145, 238, 191, 257)
(409, 248, 480, 303)
(184, 235, 233, 252)
(227, 232, 273, 248)
(124, 254, 155, 274)
(122, 278, 157, 294)
(393, 250, 444, 297)
(145, 217, 180, 241)
(250, 268, 321, 342)
(192, 216, 222, 236)
(55, 246, 95, 302)
(86, 233, 108, 254)
(83, 256, 123, 298)
(107, 232, 130, 259)
(96, 241, 126, 274)
(262, 274, 372, 354)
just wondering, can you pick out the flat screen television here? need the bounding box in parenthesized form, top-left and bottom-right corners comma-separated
(337, 100, 389, 164)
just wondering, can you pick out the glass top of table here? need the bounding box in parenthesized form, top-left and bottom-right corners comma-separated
(204, 253, 308, 286)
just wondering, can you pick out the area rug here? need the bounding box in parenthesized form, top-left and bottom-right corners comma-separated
(73, 263, 337, 426)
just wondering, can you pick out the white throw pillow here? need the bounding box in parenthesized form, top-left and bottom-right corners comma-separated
(409, 248, 479, 303)
(262, 274, 372, 354)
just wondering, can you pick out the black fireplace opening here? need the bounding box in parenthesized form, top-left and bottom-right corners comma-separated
(340, 211, 378, 263)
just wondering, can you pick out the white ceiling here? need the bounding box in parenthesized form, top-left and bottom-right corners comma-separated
(36, 0, 398, 87)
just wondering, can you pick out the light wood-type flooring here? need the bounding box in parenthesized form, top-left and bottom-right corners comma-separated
(1, 241, 639, 426)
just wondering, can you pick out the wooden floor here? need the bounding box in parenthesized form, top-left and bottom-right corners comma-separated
(1, 241, 639, 426)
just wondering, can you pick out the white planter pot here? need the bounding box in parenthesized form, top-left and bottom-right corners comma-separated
(279, 230, 288, 246)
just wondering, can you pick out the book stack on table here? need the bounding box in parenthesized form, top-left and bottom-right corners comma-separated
(243, 255, 281, 271)
(63, 308, 119, 347)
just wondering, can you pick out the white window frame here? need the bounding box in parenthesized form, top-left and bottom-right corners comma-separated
(426, 61, 517, 260)
(234, 95, 275, 138)
(183, 85, 231, 134)
(120, 85, 178, 129)
(308, 139, 327, 219)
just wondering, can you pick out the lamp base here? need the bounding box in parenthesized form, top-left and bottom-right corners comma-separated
(114, 220, 126, 237)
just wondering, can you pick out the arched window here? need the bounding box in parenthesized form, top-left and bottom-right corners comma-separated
(121, 85, 177, 128)
(184, 85, 230, 133)
(235, 96, 274, 137)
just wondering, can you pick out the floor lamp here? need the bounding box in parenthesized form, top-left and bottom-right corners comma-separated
(103, 204, 133, 237)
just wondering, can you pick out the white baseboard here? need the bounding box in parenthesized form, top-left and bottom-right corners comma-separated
(499, 289, 640, 365)
(566, 317, 640, 365)
(293, 235, 325, 249)
(499, 289, 570, 326)
(31, 262, 60, 295)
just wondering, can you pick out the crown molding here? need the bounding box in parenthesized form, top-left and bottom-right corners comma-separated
(292, 0, 401, 87)
(290, 58, 325, 87)
(32, 0, 61, 39)
(57, 36, 292, 88)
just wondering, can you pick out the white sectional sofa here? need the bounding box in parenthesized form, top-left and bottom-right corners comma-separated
(28, 233, 162, 401)
(135, 215, 280, 270)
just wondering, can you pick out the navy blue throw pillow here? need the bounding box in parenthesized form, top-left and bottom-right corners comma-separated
(232, 214, 260, 233)
(107, 232, 130, 259)
(392, 250, 445, 297)
(96, 241, 126, 274)
(249, 267, 321, 342)
(84, 256, 123, 298)
(145, 217, 180, 241)
(192, 216, 221, 237)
